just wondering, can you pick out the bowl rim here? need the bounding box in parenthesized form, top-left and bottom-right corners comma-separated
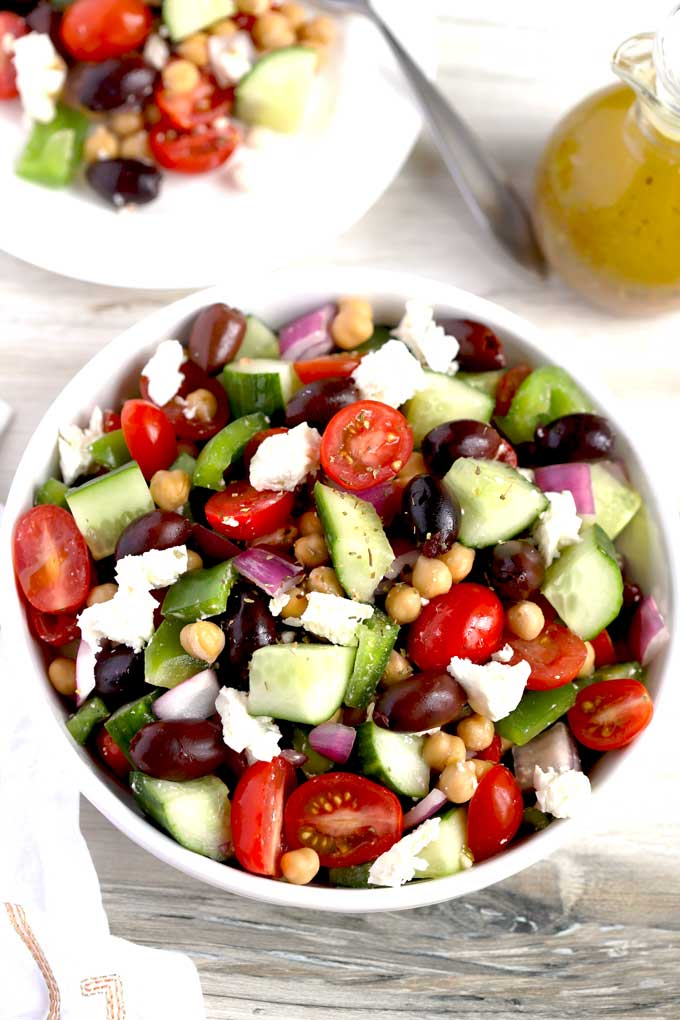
(2, 267, 678, 913)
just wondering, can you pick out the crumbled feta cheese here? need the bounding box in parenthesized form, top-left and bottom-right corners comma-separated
(533, 490, 582, 566)
(143, 32, 170, 71)
(393, 299, 460, 375)
(13, 33, 66, 123)
(447, 656, 531, 721)
(299, 592, 373, 646)
(58, 407, 104, 485)
(141, 340, 185, 407)
(492, 643, 514, 664)
(249, 423, 321, 492)
(351, 340, 426, 408)
(368, 818, 441, 887)
(215, 687, 281, 763)
(245, 126, 280, 150)
(534, 765, 591, 819)
(269, 591, 291, 617)
(116, 546, 188, 592)
(209, 32, 254, 87)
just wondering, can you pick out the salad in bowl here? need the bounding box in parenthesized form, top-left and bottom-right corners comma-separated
(5, 272, 674, 909)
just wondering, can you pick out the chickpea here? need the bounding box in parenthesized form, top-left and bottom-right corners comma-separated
(307, 566, 344, 597)
(238, 0, 270, 14)
(472, 759, 495, 781)
(398, 452, 426, 486)
(144, 103, 162, 126)
(180, 621, 225, 664)
(281, 847, 320, 885)
(186, 550, 203, 572)
(381, 649, 413, 686)
(577, 641, 596, 679)
(185, 387, 218, 423)
(412, 555, 453, 600)
(119, 130, 151, 161)
(211, 18, 238, 38)
(331, 297, 374, 351)
(299, 510, 324, 536)
(439, 543, 475, 584)
(48, 657, 77, 697)
(423, 731, 466, 771)
(86, 583, 117, 607)
(162, 59, 201, 94)
(506, 600, 545, 642)
(299, 15, 336, 46)
(281, 587, 308, 619)
(438, 760, 478, 804)
(385, 583, 421, 625)
(110, 110, 144, 137)
(252, 11, 296, 50)
(84, 125, 119, 164)
(150, 469, 191, 512)
(457, 713, 495, 752)
(280, 1, 306, 29)
(176, 32, 210, 67)
(294, 533, 329, 568)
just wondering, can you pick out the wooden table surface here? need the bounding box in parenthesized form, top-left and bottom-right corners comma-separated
(1, 3, 679, 1017)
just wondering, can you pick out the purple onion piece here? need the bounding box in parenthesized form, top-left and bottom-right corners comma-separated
(512, 722, 581, 791)
(153, 670, 220, 721)
(309, 722, 356, 764)
(279, 303, 337, 362)
(534, 463, 595, 515)
(281, 748, 308, 766)
(75, 639, 97, 706)
(630, 595, 669, 666)
(403, 789, 448, 830)
(234, 548, 303, 598)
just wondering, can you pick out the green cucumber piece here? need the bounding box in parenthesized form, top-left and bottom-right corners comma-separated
(355, 325, 392, 355)
(457, 369, 505, 397)
(130, 773, 232, 861)
(162, 0, 235, 41)
(105, 692, 160, 763)
(89, 429, 130, 470)
(248, 644, 355, 725)
(328, 863, 372, 888)
(495, 685, 577, 746)
(16, 105, 89, 187)
(144, 618, 206, 689)
(443, 457, 548, 548)
(356, 721, 429, 798)
(193, 412, 268, 491)
(542, 524, 623, 640)
(239, 315, 280, 360)
(573, 660, 642, 693)
(235, 46, 318, 132)
(170, 451, 197, 478)
(589, 463, 641, 539)
(293, 728, 333, 776)
(344, 609, 399, 709)
(314, 482, 394, 603)
(35, 477, 69, 508)
(66, 696, 109, 745)
(161, 560, 236, 622)
(404, 371, 494, 447)
(418, 808, 468, 878)
(495, 366, 594, 444)
(220, 358, 299, 418)
(66, 461, 154, 560)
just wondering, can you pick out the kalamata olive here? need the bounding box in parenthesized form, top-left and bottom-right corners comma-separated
(75, 57, 157, 112)
(373, 672, 467, 732)
(438, 318, 506, 371)
(188, 304, 247, 375)
(422, 419, 517, 475)
(401, 475, 460, 557)
(534, 414, 614, 463)
(129, 720, 227, 781)
(220, 591, 278, 682)
(191, 523, 241, 562)
(485, 540, 545, 600)
(87, 159, 161, 208)
(286, 378, 359, 430)
(115, 510, 191, 561)
(94, 643, 146, 707)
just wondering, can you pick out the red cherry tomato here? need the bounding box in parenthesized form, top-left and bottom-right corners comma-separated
(13, 506, 91, 614)
(155, 69, 234, 131)
(408, 583, 504, 672)
(140, 358, 230, 441)
(590, 628, 617, 668)
(475, 732, 503, 763)
(294, 354, 361, 384)
(28, 606, 80, 647)
(284, 773, 403, 868)
(61, 0, 151, 61)
(149, 121, 240, 174)
(205, 481, 295, 541)
(231, 756, 296, 876)
(243, 428, 288, 472)
(506, 621, 587, 691)
(96, 727, 131, 778)
(321, 400, 413, 492)
(0, 12, 28, 99)
(495, 364, 532, 417)
(103, 409, 121, 433)
(121, 399, 177, 480)
(568, 679, 653, 751)
(467, 764, 523, 863)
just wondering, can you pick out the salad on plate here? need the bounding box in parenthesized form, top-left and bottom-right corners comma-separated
(11, 293, 667, 889)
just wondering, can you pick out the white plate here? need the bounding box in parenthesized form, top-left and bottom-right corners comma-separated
(0, 3, 436, 289)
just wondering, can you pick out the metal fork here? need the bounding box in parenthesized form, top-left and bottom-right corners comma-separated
(318, 0, 546, 274)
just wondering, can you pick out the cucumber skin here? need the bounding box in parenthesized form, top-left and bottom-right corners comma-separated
(328, 863, 373, 888)
(356, 722, 429, 798)
(66, 697, 109, 746)
(542, 524, 623, 641)
(221, 368, 285, 419)
(66, 461, 154, 560)
(344, 610, 399, 709)
(495, 366, 594, 444)
(405, 373, 494, 447)
(130, 772, 232, 861)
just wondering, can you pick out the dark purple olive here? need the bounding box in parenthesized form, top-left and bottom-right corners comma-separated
(75, 57, 157, 112)
(534, 414, 615, 463)
(608, 579, 643, 641)
(87, 159, 161, 208)
(94, 643, 146, 707)
(129, 720, 228, 781)
(115, 511, 191, 561)
(373, 672, 467, 732)
(2, 1, 37, 13)
(286, 378, 359, 430)
(401, 475, 460, 557)
(219, 591, 277, 683)
(485, 540, 545, 600)
(422, 419, 517, 476)
(188, 304, 247, 375)
(438, 318, 506, 371)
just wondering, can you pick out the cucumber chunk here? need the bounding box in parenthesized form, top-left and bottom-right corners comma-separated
(542, 524, 623, 640)
(145, 618, 206, 689)
(443, 457, 548, 548)
(495, 366, 594, 444)
(220, 358, 299, 418)
(356, 721, 429, 798)
(404, 372, 494, 447)
(314, 482, 394, 603)
(418, 808, 468, 878)
(239, 315, 280, 360)
(35, 477, 69, 508)
(66, 696, 109, 745)
(344, 610, 399, 709)
(457, 369, 505, 397)
(249, 644, 356, 725)
(235, 46, 318, 132)
(495, 685, 577, 746)
(105, 692, 159, 763)
(130, 773, 232, 861)
(193, 412, 268, 491)
(328, 863, 372, 888)
(66, 461, 154, 560)
(589, 463, 641, 539)
(89, 429, 130, 470)
(161, 560, 236, 622)
(162, 0, 235, 41)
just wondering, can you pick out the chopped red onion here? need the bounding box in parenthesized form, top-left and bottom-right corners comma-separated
(534, 463, 595, 515)
(279, 303, 337, 362)
(403, 789, 447, 830)
(234, 547, 303, 598)
(384, 548, 419, 581)
(75, 639, 97, 706)
(309, 722, 356, 763)
(281, 748, 308, 766)
(153, 670, 220, 721)
(512, 722, 581, 791)
(629, 595, 669, 666)
(355, 479, 401, 524)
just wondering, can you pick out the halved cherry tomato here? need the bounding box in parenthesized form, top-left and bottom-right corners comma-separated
(590, 628, 617, 668)
(140, 359, 229, 441)
(61, 0, 151, 62)
(121, 399, 177, 479)
(103, 409, 121, 433)
(149, 121, 239, 174)
(294, 354, 361, 385)
(155, 70, 234, 131)
(0, 12, 28, 99)
(467, 764, 523, 863)
(205, 481, 295, 541)
(232, 756, 296, 876)
(568, 679, 653, 751)
(495, 364, 532, 417)
(475, 732, 503, 763)
(96, 727, 131, 778)
(28, 606, 80, 647)
(284, 773, 403, 868)
(243, 428, 288, 472)
(321, 400, 413, 492)
(13, 506, 91, 614)
(506, 621, 587, 691)
(408, 583, 504, 671)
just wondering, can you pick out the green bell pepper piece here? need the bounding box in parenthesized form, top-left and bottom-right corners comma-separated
(162, 560, 237, 622)
(573, 660, 643, 693)
(193, 413, 268, 491)
(355, 324, 392, 354)
(495, 366, 594, 444)
(17, 105, 89, 187)
(89, 430, 130, 470)
(170, 451, 197, 479)
(523, 806, 550, 831)
(66, 696, 109, 746)
(293, 728, 333, 777)
(144, 619, 206, 689)
(35, 477, 69, 508)
(105, 692, 160, 763)
(496, 683, 577, 746)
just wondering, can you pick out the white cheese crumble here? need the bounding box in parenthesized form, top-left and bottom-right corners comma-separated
(249, 423, 321, 492)
(299, 592, 373, 646)
(58, 406, 104, 486)
(351, 339, 426, 408)
(492, 643, 515, 664)
(448, 656, 531, 721)
(208, 31, 254, 87)
(116, 546, 189, 593)
(533, 490, 582, 566)
(392, 299, 460, 375)
(12, 32, 66, 123)
(143, 32, 170, 71)
(215, 687, 281, 763)
(141, 340, 185, 407)
(534, 765, 591, 819)
(368, 818, 441, 887)
(269, 591, 291, 617)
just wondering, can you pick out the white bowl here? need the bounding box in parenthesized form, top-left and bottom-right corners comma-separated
(2, 268, 678, 912)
